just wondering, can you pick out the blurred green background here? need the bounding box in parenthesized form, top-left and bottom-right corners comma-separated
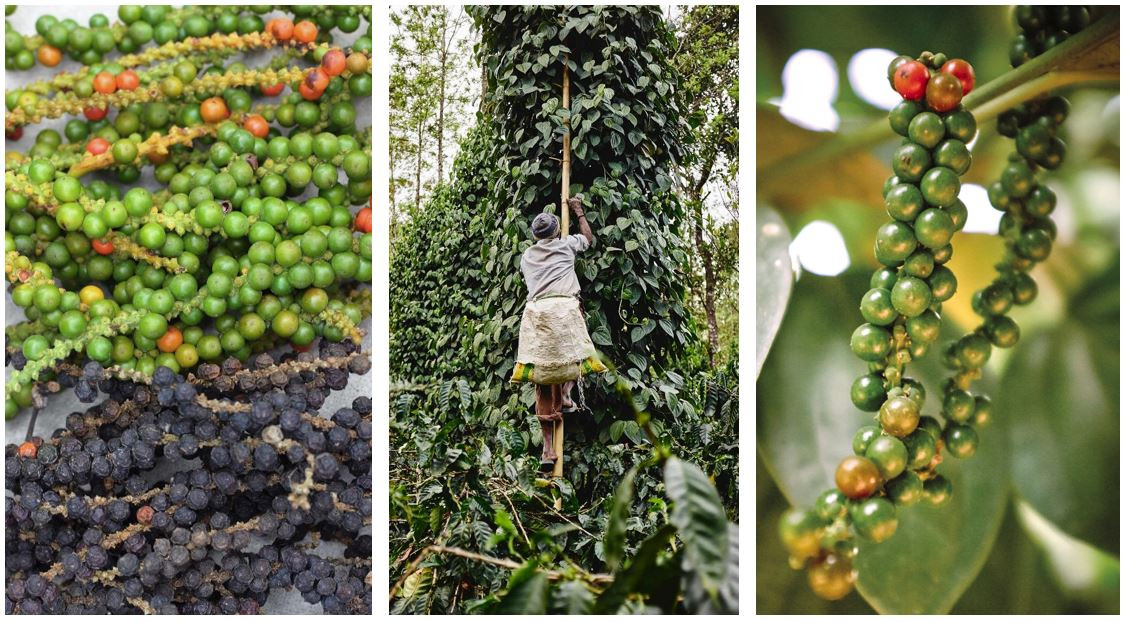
(755, 5, 1119, 615)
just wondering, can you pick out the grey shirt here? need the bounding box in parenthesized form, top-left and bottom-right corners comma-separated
(521, 234, 592, 301)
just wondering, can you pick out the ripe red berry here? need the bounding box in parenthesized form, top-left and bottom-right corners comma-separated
(6, 127, 23, 141)
(893, 60, 930, 100)
(136, 505, 154, 524)
(87, 137, 110, 155)
(926, 73, 964, 113)
(92, 238, 114, 255)
(84, 106, 108, 121)
(940, 59, 976, 95)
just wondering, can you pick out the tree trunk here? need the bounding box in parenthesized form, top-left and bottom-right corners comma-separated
(691, 153, 720, 368)
(414, 117, 424, 212)
(436, 11, 448, 183)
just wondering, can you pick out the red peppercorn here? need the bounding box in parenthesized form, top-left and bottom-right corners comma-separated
(87, 137, 110, 155)
(893, 60, 930, 100)
(84, 106, 108, 121)
(940, 59, 976, 95)
(6, 127, 23, 141)
(91, 238, 114, 255)
(260, 83, 285, 97)
(136, 505, 154, 524)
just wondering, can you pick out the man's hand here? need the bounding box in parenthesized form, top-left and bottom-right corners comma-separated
(568, 196, 584, 217)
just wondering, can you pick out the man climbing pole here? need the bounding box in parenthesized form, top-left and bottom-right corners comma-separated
(511, 196, 605, 469)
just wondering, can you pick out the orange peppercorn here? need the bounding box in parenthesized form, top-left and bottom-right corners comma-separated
(157, 327, 184, 353)
(86, 137, 110, 155)
(346, 52, 368, 74)
(243, 114, 269, 138)
(91, 238, 115, 255)
(293, 20, 317, 44)
(271, 18, 294, 42)
(37, 45, 61, 67)
(17, 441, 37, 459)
(116, 70, 140, 91)
(353, 207, 372, 233)
(199, 97, 230, 123)
(93, 71, 117, 95)
(321, 49, 346, 77)
(306, 67, 330, 93)
(298, 81, 321, 101)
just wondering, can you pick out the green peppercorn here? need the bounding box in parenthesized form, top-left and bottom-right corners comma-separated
(874, 221, 916, 266)
(850, 323, 891, 362)
(905, 309, 941, 344)
(849, 497, 898, 543)
(879, 395, 919, 437)
(891, 142, 931, 182)
(850, 376, 886, 412)
(884, 184, 924, 222)
(932, 139, 971, 175)
(943, 423, 978, 458)
(870, 267, 898, 290)
(885, 471, 924, 505)
(1016, 228, 1053, 261)
(984, 315, 1020, 348)
(890, 276, 932, 317)
(865, 435, 908, 480)
(1001, 161, 1036, 198)
(901, 428, 935, 470)
(914, 208, 955, 250)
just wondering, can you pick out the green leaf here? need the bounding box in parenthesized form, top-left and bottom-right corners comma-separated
(664, 457, 728, 600)
(605, 464, 639, 572)
(1002, 265, 1118, 553)
(495, 562, 549, 614)
(552, 580, 595, 614)
(757, 272, 1009, 614)
(593, 524, 676, 613)
(755, 205, 792, 378)
(682, 522, 739, 614)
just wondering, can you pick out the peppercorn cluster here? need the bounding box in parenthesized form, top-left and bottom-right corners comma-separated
(5, 6, 373, 419)
(780, 4, 1089, 603)
(779, 49, 981, 602)
(5, 344, 372, 614)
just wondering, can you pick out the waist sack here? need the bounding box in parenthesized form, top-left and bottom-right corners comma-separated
(510, 295, 607, 385)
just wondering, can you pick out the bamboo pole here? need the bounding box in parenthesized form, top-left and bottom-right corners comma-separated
(553, 56, 571, 498)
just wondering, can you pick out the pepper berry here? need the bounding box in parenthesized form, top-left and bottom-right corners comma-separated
(835, 456, 881, 499)
(893, 60, 930, 100)
(940, 58, 976, 95)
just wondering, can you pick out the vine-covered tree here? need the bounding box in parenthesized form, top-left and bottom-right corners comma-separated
(390, 6, 739, 614)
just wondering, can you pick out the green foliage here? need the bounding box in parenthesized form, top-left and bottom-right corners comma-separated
(390, 8, 739, 612)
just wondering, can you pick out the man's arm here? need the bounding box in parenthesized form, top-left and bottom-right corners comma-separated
(569, 197, 594, 245)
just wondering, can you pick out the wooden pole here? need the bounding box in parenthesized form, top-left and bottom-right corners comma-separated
(553, 56, 571, 499)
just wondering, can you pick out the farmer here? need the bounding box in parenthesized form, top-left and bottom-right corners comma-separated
(511, 196, 606, 468)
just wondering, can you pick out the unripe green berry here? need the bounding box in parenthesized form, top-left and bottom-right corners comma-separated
(849, 497, 898, 543)
(943, 423, 979, 458)
(885, 471, 924, 505)
(852, 425, 882, 455)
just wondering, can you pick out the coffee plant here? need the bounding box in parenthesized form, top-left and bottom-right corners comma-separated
(758, 5, 1118, 615)
(390, 6, 738, 614)
(5, 5, 372, 614)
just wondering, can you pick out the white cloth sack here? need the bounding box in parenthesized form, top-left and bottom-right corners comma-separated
(515, 295, 598, 384)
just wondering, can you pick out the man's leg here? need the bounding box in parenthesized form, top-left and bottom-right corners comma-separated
(561, 380, 576, 412)
(535, 384, 558, 463)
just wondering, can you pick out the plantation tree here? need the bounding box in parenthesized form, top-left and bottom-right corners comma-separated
(390, 6, 738, 614)
(389, 5, 477, 221)
(672, 5, 739, 367)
